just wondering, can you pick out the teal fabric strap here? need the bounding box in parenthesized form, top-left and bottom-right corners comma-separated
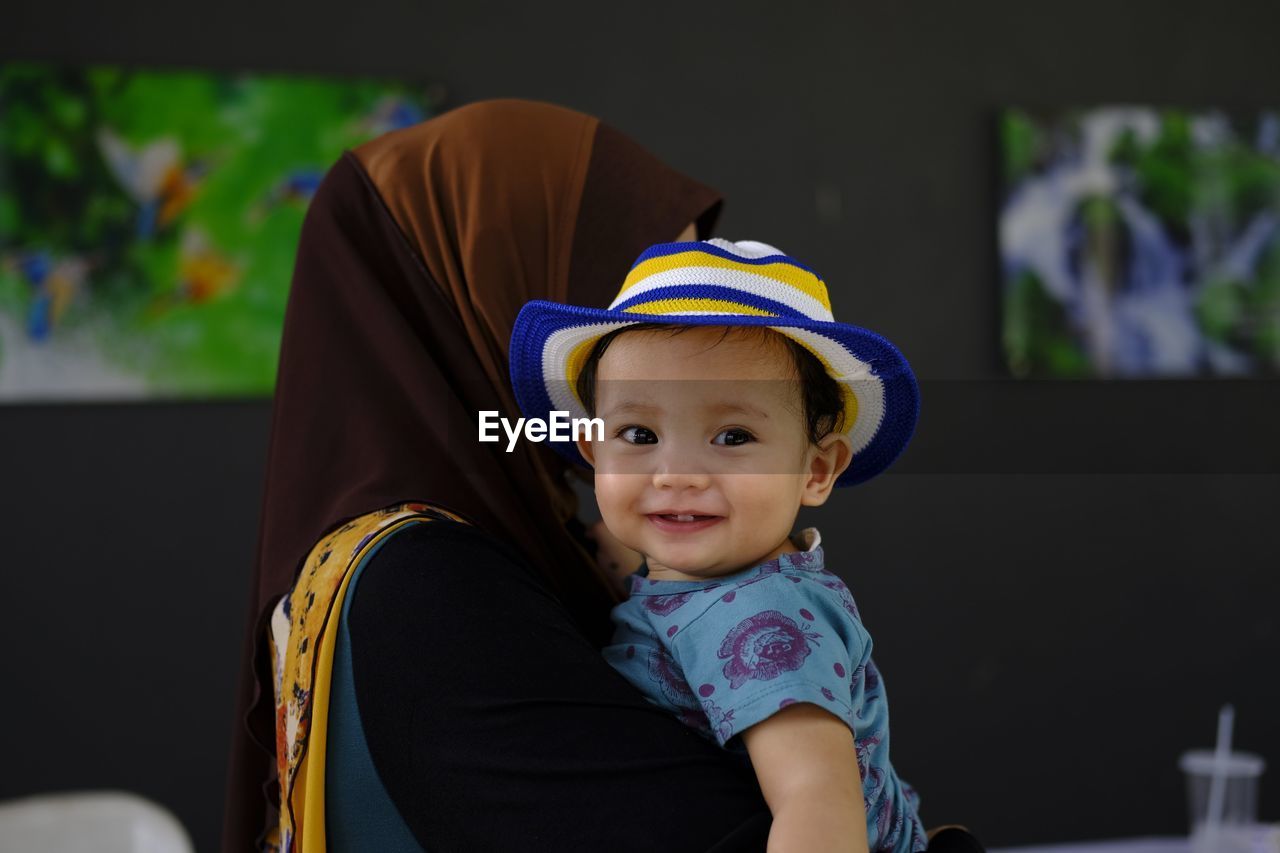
(325, 528, 425, 852)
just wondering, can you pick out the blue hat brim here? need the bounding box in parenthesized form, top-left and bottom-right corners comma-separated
(510, 300, 919, 487)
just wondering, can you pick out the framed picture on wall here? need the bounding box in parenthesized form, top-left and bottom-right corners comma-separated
(999, 106, 1280, 378)
(0, 62, 445, 402)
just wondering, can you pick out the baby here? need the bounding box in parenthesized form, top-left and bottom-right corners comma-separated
(510, 239, 926, 853)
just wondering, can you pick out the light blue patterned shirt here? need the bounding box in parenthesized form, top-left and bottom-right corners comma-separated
(603, 528, 927, 853)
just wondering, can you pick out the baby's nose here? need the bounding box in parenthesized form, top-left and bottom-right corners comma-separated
(651, 448, 712, 491)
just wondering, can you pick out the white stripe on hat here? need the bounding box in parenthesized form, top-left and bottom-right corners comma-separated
(771, 326, 885, 455)
(541, 321, 633, 416)
(704, 238, 786, 259)
(609, 266, 834, 322)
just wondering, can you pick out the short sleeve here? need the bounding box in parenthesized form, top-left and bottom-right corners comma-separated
(668, 573, 870, 750)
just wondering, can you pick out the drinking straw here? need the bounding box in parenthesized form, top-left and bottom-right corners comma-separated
(1204, 703, 1235, 843)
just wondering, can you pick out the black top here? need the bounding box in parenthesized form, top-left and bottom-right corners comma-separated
(345, 519, 773, 852)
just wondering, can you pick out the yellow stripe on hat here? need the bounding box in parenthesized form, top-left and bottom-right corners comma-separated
(619, 250, 832, 313)
(620, 298, 778, 317)
(563, 332, 604, 404)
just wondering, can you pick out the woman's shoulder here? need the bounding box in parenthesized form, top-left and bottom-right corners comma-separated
(370, 512, 528, 566)
(314, 502, 469, 555)
(346, 509, 558, 596)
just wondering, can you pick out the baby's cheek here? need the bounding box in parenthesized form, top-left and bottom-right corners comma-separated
(593, 472, 631, 507)
(731, 475, 805, 529)
(731, 473, 797, 509)
(592, 474, 641, 528)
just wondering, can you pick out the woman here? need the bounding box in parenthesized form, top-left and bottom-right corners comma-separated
(222, 98, 777, 851)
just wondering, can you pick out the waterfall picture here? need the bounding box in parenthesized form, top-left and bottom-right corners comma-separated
(999, 106, 1280, 378)
(0, 62, 444, 402)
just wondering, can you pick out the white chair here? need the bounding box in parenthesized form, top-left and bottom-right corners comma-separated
(0, 791, 193, 853)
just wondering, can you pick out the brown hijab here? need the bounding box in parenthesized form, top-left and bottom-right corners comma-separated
(222, 99, 723, 851)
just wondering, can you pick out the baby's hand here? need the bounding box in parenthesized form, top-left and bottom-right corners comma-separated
(586, 520, 643, 598)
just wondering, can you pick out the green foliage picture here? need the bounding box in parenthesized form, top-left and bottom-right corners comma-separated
(0, 62, 444, 400)
(999, 107, 1280, 378)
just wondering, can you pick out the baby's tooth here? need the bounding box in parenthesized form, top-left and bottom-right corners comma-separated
(676, 514, 694, 522)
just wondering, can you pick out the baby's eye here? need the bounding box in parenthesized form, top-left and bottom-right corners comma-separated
(618, 426, 658, 445)
(712, 428, 755, 446)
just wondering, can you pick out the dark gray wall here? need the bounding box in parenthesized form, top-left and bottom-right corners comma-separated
(3, 1, 1278, 850)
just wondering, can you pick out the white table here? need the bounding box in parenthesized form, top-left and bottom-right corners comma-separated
(993, 831, 1280, 853)
(991, 839, 1189, 853)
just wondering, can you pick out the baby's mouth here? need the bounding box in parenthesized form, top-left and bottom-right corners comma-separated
(646, 513, 724, 532)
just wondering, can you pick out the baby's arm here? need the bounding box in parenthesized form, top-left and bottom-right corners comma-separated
(741, 702, 869, 853)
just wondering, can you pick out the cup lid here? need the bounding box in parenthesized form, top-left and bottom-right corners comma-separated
(1178, 749, 1266, 777)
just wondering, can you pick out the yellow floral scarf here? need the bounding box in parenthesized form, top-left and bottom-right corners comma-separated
(264, 502, 465, 853)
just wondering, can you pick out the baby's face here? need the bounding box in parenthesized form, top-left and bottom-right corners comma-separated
(577, 326, 847, 582)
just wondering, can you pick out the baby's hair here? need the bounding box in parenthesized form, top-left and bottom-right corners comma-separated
(575, 323, 845, 445)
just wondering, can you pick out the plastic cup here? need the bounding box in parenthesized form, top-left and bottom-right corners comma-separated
(1178, 749, 1267, 853)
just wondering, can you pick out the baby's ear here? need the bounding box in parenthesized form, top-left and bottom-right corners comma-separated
(575, 432, 597, 468)
(800, 433, 852, 507)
